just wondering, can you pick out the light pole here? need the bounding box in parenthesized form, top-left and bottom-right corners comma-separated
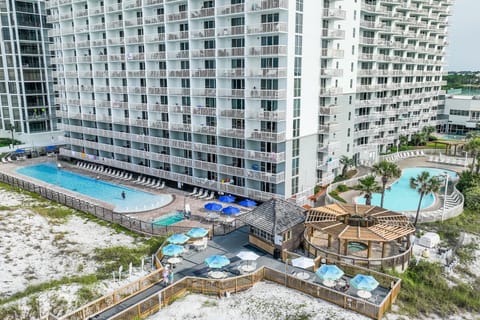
(441, 172, 449, 222)
(396, 141, 400, 155)
(464, 151, 468, 169)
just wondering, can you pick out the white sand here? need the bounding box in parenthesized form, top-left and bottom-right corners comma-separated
(148, 281, 370, 320)
(0, 188, 144, 317)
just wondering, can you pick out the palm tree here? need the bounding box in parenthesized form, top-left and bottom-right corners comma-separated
(356, 176, 381, 205)
(372, 160, 401, 208)
(339, 155, 355, 177)
(410, 171, 441, 227)
(464, 136, 480, 173)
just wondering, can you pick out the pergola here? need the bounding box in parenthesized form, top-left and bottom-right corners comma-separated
(305, 203, 415, 259)
(432, 140, 465, 155)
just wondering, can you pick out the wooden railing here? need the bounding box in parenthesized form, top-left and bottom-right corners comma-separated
(108, 266, 399, 320)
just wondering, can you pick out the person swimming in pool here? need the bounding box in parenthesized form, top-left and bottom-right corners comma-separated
(121, 191, 126, 199)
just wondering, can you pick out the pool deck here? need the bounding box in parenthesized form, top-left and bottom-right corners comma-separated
(1, 156, 250, 229)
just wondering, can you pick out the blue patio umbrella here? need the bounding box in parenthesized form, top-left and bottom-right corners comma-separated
(316, 264, 344, 281)
(15, 149, 25, 154)
(204, 202, 223, 211)
(205, 255, 230, 269)
(162, 244, 184, 257)
(218, 194, 236, 203)
(222, 206, 240, 215)
(186, 227, 209, 238)
(350, 274, 379, 292)
(167, 233, 190, 244)
(238, 199, 257, 207)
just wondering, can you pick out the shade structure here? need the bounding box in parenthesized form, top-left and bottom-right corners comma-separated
(204, 202, 223, 211)
(162, 244, 184, 257)
(350, 274, 379, 292)
(238, 199, 257, 207)
(186, 227, 209, 238)
(236, 251, 260, 261)
(291, 257, 315, 269)
(218, 194, 236, 203)
(222, 206, 240, 215)
(205, 255, 230, 269)
(167, 233, 190, 244)
(316, 264, 344, 281)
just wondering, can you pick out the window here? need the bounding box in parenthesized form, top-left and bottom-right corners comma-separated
(181, 78, 190, 88)
(180, 42, 189, 50)
(180, 60, 189, 69)
(231, 38, 244, 47)
(205, 79, 216, 88)
(182, 96, 191, 106)
(282, 230, 292, 242)
(261, 36, 279, 46)
(231, 79, 245, 89)
(261, 13, 279, 23)
(205, 97, 216, 108)
(204, 40, 215, 49)
(293, 119, 300, 137)
(205, 60, 215, 69)
(292, 139, 299, 157)
(292, 158, 299, 176)
(231, 17, 244, 26)
(295, 35, 302, 55)
(232, 99, 245, 110)
(179, 23, 188, 31)
(261, 57, 278, 68)
(203, 20, 215, 29)
(231, 58, 244, 68)
(293, 99, 300, 117)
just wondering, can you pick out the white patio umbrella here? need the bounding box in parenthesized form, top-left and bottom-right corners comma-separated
(237, 251, 260, 261)
(291, 256, 315, 269)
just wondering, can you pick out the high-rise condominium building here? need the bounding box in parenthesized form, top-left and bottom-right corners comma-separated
(47, 0, 451, 203)
(0, 0, 59, 147)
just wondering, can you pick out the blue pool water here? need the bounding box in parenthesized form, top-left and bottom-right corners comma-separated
(356, 167, 458, 212)
(153, 211, 184, 226)
(16, 163, 173, 213)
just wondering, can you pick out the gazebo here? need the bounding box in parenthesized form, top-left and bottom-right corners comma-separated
(242, 198, 306, 257)
(305, 203, 415, 270)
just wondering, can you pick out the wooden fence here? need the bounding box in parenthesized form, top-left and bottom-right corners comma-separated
(108, 266, 398, 320)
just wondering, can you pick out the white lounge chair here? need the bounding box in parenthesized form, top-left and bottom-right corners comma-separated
(134, 176, 143, 184)
(195, 189, 205, 198)
(199, 191, 211, 200)
(136, 176, 146, 184)
(158, 181, 165, 189)
(188, 187, 198, 196)
(204, 191, 215, 201)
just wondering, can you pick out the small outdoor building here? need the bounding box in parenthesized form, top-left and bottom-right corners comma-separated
(304, 203, 415, 270)
(242, 198, 306, 257)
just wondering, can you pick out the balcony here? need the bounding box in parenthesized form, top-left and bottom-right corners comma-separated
(217, 26, 245, 37)
(321, 49, 344, 59)
(218, 128, 245, 138)
(168, 88, 191, 96)
(190, 7, 215, 19)
(319, 105, 340, 115)
(190, 29, 216, 39)
(255, 111, 286, 121)
(217, 3, 245, 15)
(249, 131, 285, 142)
(319, 88, 343, 96)
(249, 89, 286, 99)
(191, 88, 217, 97)
(249, 45, 287, 56)
(170, 123, 192, 132)
(217, 47, 245, 57)
(190, 49, 216, 58)
(322, 9, 347, 19)
(167, 31, 189, 41)
(192, 69, 216, 77)
(321, 29, 345, 40)
(247, 22, 287, 34)
(193, 125, 217, 135)
(248, 0, 289, 12)
(168, 70, 190, 77)
(248, 68, 287, 78)
(218, 89, 245, 98)
(192, 107, 217, 116)
(320, 68, 344, 77)
(167, 12, 188, 22)
(170, 105, 191, 114)
(219, 109, 245, 118)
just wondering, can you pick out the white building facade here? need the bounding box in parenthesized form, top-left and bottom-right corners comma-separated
(0, 0, 60, 148)
(47, 0, 452, 202)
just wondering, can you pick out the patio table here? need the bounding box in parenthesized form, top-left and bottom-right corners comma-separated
(357, 290, 372, 299)
(295, 272, 310, 280)
(208, 271, 227, 279)
(323, 279, 336, 287)
(167, 257, 182, 265)
(239, 264, 256, 273)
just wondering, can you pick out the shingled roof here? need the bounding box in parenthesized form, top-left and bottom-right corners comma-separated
(242, 198, 306, 235)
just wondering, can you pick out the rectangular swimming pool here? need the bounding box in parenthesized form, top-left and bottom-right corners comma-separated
(16, 163, 173, 213)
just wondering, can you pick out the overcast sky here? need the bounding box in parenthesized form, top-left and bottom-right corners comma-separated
(446, 0, 480, 71)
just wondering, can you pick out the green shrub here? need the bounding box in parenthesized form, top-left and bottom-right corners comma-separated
(456, 171, 480, 193)
(464, 186, 480, 211)
(336, 184, 349, 193)
(328, 191, 347, 203)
